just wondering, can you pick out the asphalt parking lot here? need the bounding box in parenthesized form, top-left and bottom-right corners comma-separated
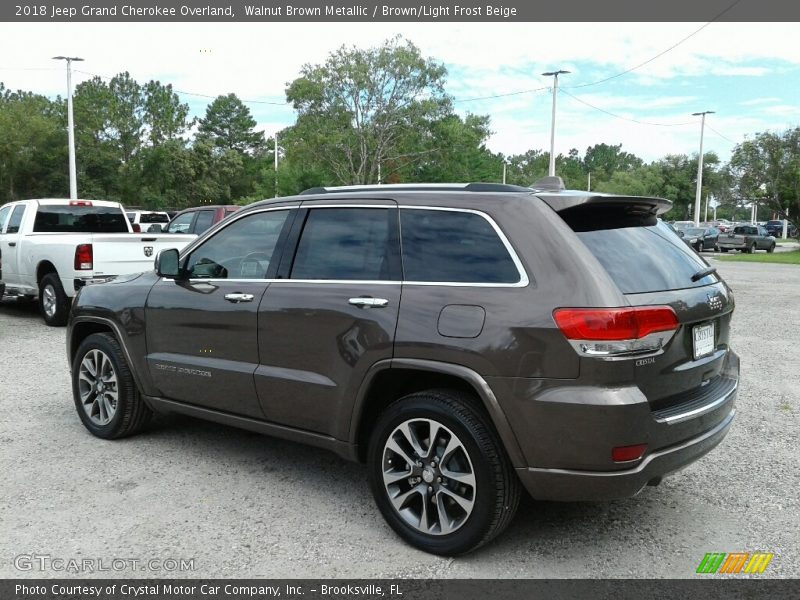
(1, 258, 798, 578)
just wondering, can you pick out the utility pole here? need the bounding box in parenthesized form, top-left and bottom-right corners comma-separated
(587, 172, 591, 192)
(692, 111, 714, 227)
(274, 133, 278, 198)
(53, 56, 83, 199)
(543, 70, 569, 177)
(502, 160, 507, 184)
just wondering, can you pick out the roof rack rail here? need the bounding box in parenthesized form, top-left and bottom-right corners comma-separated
(530, 176, 565, 192)
(299, 183, 533, 195)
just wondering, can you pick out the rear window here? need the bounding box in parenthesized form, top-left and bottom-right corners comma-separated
(400, 208, 520, 284)
(734, 226, 757, 235)
(34, 206, 129, 233)
(576, 221, 717, 293)
(139, 212, 169, 224)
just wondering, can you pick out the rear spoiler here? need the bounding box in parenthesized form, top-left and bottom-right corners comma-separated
(537, 193, 673, 232)
(537, 193, 673, 216)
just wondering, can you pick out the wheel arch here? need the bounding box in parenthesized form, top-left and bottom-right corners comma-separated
(350, 358, 526, 468)
(36, 260, 58, 284)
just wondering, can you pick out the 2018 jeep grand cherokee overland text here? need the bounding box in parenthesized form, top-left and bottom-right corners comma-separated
(67, 181, 739, 555)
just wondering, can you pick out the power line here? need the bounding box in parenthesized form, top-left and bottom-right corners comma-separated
(451, 0, 745, 103)
(566, 0, 744, 90)
(560, 89, 695, 127)
(73, 69, 291, 107)
(706, 124, 737, 145)
(453, 86, 548, 103)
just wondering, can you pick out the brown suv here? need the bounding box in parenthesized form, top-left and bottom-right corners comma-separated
(67, 180, 739, 555)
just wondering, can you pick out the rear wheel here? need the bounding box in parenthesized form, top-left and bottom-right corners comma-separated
(367, 389, 520, 555)
(720, 247, 729, 253)
(39, 273, 70, 326)
(71, 333, 152, 439)
(748, 242, 757, 254)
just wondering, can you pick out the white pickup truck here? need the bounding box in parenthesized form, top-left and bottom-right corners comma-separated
(0, 199, 193, 325)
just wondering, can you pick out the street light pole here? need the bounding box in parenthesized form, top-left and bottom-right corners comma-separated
(543, 70, 569, 177)
(502, 160, 507, 184)
(53, 56, 83, 199)
(692, 110, 714, 227)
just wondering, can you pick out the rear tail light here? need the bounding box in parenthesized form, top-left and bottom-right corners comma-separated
(553, 306, 678, 357)
(74, 244, 93, 271)
(132, 223, 141, 233)
(612, 443, 648, 463)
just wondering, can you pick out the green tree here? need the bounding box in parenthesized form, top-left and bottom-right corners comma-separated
(197, 93, 265, 154)
(284, 35, 450, 185)
(143, 80, 191, 147)
(0, 84, 68, 201)
(729, 128, 800, 222)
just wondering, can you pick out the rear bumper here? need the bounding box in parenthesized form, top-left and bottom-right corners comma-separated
(515, 409, 735, 501)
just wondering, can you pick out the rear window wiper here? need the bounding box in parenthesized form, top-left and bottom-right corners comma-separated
(691, 266, 717, 282)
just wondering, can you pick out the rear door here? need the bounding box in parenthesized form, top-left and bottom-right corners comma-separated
(144, 206, 296, 418)
(255, 201, 401, 436)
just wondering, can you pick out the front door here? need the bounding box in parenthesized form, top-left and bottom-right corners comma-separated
(145, 206, 295, 418)
(256, 203, 401, 437)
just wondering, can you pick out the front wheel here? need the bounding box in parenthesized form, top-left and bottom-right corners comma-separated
(767, 243, 776, 253)
(367, 390, 520, 556)
(39, 273, 70, 326)
(71, 333, 152, 439)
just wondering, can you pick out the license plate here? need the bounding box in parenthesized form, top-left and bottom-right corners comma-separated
(693, 322, 715, 359)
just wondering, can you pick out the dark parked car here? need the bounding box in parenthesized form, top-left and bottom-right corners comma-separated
(165, 205, 240, 236)
(681, 227, 720, 252)
(67, 180, 739, 555)
(764, 220, 798, 238)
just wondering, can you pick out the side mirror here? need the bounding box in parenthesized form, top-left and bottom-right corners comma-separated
(156, 248, 182, 278)
(677, 230, 684, 238)
(147, 224, 163, 233)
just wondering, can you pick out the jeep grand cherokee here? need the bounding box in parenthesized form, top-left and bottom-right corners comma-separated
(67, 179, 738, 555)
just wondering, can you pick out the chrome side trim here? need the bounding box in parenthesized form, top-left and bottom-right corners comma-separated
(654, 380, 738, 425)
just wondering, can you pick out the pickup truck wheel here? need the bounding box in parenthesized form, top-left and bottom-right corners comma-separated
(767, 243, 776, 253)
(748, 242, 757, 254)
(71, 333, 152, 439)
(367, 389, 520, 556)
(720, 247, 729, 253)
(39, 273, 69, 326)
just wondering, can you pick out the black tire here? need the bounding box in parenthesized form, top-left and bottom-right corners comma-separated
(695, 242, 703, 252)
(767, 243, 776, 253)
(748, 242, 757, 254)
(367, 389, 520, 556)
(38, 272, 70, 326)
(71, 333, 152, 439)
(720, 247, 729, 253)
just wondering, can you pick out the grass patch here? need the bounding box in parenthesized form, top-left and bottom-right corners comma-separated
(716, 250, 800, 264)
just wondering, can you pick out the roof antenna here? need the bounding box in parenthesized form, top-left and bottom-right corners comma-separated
(530, 176, 565, 192)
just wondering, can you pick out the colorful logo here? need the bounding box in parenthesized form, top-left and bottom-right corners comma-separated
(696, 552, 773, 574)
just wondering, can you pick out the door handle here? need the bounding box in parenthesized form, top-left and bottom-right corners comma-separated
(349, 297, 389, 308)
(224, 293, 254, 303)
(8, 242, 16, 247)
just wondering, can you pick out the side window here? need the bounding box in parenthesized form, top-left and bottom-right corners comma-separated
(290, 208, 393, 281)
(6, 205, 26, 234)
(167, 212, 194, 234)
(0, 205, 11, 233)
(185, 210, 289, 279)
(193, 210, 215, 235)
(400, 209, 521, 284)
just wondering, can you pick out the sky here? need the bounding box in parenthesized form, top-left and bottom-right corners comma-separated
(1, 21, 798, 163)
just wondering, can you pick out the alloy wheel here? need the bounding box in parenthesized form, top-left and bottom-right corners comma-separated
(77, 349, 119, 426)
(42, 284, 57, 318)
(381, 418, 476, 535)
